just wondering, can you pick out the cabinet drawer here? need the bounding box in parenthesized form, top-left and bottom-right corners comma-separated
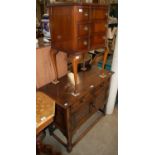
(78, 24, 90, 37)
(71, 93, 93, 129)
(92, 21, 107, 33)
(76, 7, 89, 21)
(92, 82, 109, 110)
(91, 7, 108, 20)
(77, 38, 89, 50)
(71, 93, 93, 112)
(71, 102, 91, 130)
(91, 34, 106, 48)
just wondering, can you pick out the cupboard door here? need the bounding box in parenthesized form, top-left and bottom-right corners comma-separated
(92, 79, 110, 111)
(92, 21, 107, 34)
(71, 93, 93, 130)
(91, 7, 108, 20)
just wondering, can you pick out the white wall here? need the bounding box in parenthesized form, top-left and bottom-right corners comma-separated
(106, 34, 118, 114)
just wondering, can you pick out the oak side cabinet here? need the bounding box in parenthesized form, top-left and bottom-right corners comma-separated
(39, 66, 113, 152)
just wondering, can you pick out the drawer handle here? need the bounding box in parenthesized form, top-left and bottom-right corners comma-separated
(83, 41, 88, 46)
(92, 102, 96, 109)
(79, 9, 83, 13)
(84, 26, 88, 31)
(90, 85, 94, 88)
(84, 12, 88, 17)
(102, 36, 106, 40)
(57, 35, 61, 39)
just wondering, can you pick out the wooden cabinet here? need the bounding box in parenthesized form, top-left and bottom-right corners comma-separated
(44, 3, 111, 152)
(48, 3, 109, 95)
(39, 66, 113, 152)
(48, 3, 108, 53)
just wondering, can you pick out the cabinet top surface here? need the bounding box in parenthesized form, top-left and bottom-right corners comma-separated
(48, 2, 108, 7)
(38, 66, 113, 108)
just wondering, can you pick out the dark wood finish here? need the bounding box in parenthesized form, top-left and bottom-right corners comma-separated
(38, 66, 113, 152)
(72, 113, 103, 147)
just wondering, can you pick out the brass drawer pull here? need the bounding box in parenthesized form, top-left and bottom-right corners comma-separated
(84, 26, 88, 31)
(79, 9, 83, 13)
(90, 85, 94, 88)
(83, 41, 88, 46)
(84, 12, 88, 17)
(57, 35, 61, 39)
(102, 36, 106, 40)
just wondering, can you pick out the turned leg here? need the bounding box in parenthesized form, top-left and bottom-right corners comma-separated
(65, 108, 73, 152)
(71, 55, 80, 96)
(36, 131, 46, 154)
(81, 53, 87, 71)
(99, 105, 106, 116)
(50, 48, 59, 84)
(99, 47, 109, 78)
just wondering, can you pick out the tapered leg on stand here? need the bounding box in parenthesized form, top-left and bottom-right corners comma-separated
(81, 53, 87, 71)
(50, 48, 60, 84)
(71, 55, 80, 96)
(99, 47, 109, 78)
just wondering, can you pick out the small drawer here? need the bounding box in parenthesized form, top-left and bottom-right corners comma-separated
(77, 38, 89, 50)
(76, 7, 89, 21)
(91, 7, 108, 20)
(91, 34, 106, 48)
(78, 24, 90, 37)
(71, 93, 93, 112)
(92, 22, 107, 33)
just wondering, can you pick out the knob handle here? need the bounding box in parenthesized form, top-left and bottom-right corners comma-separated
(102, 36, 106, 40)
(79, 9, 83, 13)
(57, 35, 61, 39)
(84, 26, 88, 31)
(84, 12, 88, 16)
(83, 41, 88, 46)
(64, 102, 68, 107)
